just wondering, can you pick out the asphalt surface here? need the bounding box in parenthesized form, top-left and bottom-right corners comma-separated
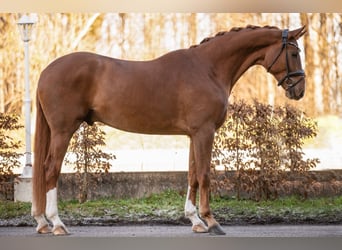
(1, 225, 342, 237)
(2, 225, 342, 250)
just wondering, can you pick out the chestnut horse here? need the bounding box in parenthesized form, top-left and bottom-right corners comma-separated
(32, 25, 306, 235)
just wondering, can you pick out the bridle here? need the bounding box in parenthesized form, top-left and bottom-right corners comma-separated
(267, 29, 305, 90)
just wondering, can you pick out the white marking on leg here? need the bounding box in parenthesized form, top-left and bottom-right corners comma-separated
(33, 214, 50, 233)
(184, 186, 208, 232)
(31, 198, 50, 233)
(46, 188, 69, 234)
(46, 188, 58, 217)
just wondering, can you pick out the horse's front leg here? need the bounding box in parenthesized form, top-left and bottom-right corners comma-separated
(184, 140, 208, 233)
(192, 127, 226, 235)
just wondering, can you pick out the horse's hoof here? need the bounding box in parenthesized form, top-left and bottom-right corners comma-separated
(208, 224, 226, 235)
(37, 224, 51, 234)
(52, 226, 70, 236)
(192, 223, 208, 233)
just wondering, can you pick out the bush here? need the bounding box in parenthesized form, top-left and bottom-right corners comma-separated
(64, 122, 116, 203)
(211, 100, 320, 201)
(0, 113, 23, 200)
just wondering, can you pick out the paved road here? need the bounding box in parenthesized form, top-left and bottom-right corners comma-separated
(2, 225, 342, 250)
(1, 225, 342, 237)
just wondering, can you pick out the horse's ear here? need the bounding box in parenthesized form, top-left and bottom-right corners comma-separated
(290, 26, 307, 40)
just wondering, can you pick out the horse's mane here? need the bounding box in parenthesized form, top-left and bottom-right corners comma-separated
(190, 25, 280, 48)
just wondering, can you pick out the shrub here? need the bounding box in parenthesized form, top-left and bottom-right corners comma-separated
(64, 122, 116, 203)
(211, 101, 319, 201)
(0, 113, 23, 200)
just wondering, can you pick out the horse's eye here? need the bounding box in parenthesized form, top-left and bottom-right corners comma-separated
(291, 52, 298, 58)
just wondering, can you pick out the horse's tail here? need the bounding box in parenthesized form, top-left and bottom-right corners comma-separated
(32, 95, 49, 216)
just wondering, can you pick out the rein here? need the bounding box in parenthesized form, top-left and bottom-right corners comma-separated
(267, 29, 305, 90)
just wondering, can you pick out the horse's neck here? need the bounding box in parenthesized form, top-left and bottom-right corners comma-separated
(199, 30, 279, 94)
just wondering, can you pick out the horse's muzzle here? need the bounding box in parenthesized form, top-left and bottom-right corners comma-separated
(285, 77, 305, 100)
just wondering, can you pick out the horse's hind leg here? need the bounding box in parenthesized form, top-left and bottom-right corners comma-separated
(44, 130, 75, 235)
(184, 140, 208, 233)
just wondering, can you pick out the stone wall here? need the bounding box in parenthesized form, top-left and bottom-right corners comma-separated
(57, 171, 188, 200)
(57, 170, 342, 201)
(2, 170, 342, 201)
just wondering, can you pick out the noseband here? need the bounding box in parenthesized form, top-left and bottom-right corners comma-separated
(267, 29, 305, 90)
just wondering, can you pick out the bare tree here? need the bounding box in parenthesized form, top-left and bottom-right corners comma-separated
(300, 13, 317, 116)
(1, 13, 341, 116)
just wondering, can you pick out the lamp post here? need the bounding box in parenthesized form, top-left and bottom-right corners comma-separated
(17, 15, 35, 178)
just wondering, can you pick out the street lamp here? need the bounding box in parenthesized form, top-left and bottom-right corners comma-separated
(17, 14, 35, 178)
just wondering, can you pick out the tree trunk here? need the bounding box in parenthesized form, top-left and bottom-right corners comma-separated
(300, 13, 317, 116)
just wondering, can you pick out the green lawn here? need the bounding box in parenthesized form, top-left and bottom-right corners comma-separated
(1, 191, 342, 225)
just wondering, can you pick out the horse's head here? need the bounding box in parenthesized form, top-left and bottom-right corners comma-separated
(265, 26, 306, 100)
